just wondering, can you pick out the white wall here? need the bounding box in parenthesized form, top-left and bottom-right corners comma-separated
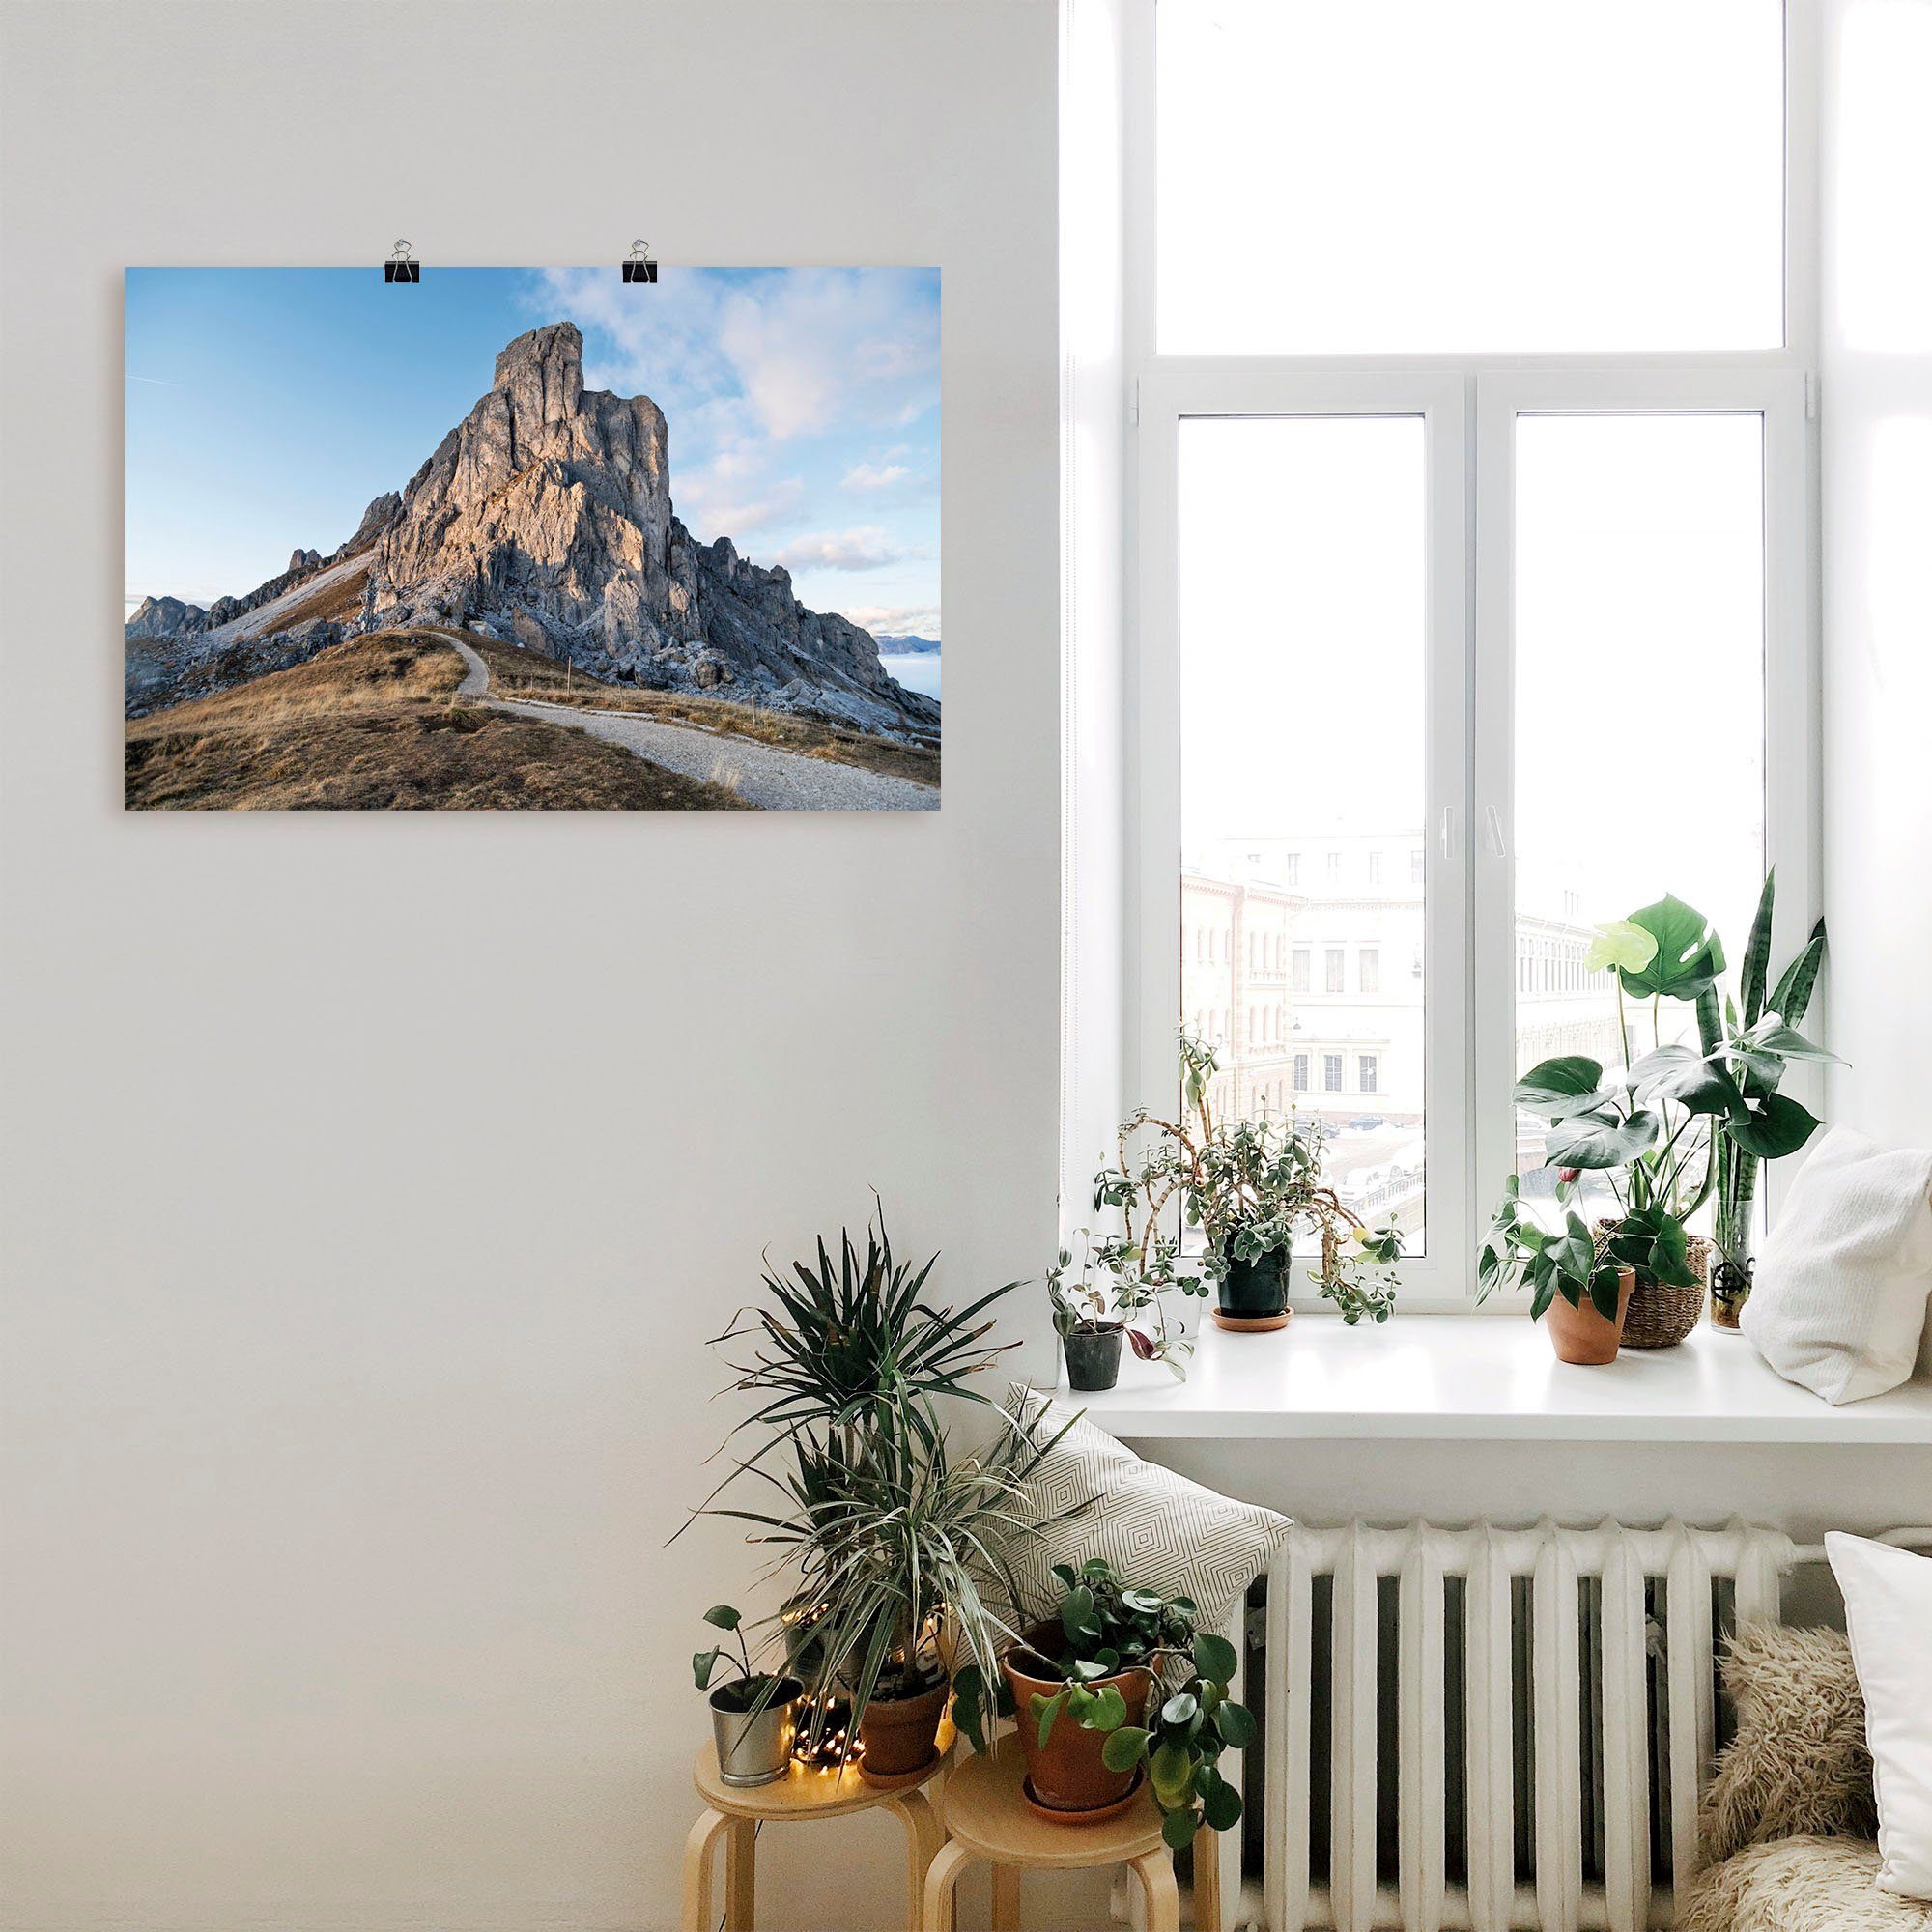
(1819, 0, 1932, 1152)
(0, 5, 1061, 1929)
(1818, 0, 1932, 1370)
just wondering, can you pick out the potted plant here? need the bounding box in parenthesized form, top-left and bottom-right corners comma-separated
(1702, 872, 1831, 1325)
(1479, 1175, 1635, 1364)
(685, 1209, 1081, 1781)
(953, 1558, 1253, 1846)
(1047, 1229, 1170, 1391)
(693, 1604, 805, 1787)
(1094, 1033, 1402, 1340)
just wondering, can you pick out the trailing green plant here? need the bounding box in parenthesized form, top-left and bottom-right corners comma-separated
(1477, 1173, 1626, 1321)
(956, 1558, 1254, 1851)
(1047, 1226, 1178, 1351)
(1090, 1033, 1403, 1336)
(692, 1603, 794, 1712)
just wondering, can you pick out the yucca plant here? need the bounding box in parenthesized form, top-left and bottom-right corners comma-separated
(710, 1405, 1082, 1750)
(685, 1210, 1024, 1520)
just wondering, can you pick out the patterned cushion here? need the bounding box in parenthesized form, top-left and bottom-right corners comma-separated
(993, 1384, 1292, 1638)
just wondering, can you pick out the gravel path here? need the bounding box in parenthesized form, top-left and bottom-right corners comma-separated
(434, 632, 939, 812)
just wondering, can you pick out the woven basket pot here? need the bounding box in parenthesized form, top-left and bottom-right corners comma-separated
(1597, 1219, 1708, 1349)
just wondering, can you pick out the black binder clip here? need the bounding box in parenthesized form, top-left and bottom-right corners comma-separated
(384, 241, 420, 285)
(621, 240, 658, 285)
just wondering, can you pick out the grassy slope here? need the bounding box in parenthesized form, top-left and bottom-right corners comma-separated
(125, 632, 754, 811)
(453, 631, 942, 789)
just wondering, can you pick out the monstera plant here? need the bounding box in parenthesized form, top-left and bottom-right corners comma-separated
(1509, 885, 1834, 1324)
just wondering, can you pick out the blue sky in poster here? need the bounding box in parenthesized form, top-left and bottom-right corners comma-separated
(124, 266, 942, 639)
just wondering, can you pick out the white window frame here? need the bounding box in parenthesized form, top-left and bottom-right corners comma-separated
(1120, 0, 1821, 1310)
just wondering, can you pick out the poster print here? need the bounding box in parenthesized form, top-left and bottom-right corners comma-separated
(124, 268, 941, 811)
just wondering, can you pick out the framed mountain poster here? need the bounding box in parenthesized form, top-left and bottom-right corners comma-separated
(123, 268, 941, 811)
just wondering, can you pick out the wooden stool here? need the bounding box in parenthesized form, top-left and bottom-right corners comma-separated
(682, 1743, 945, 1932)
(921, 1738, 1220, 1932)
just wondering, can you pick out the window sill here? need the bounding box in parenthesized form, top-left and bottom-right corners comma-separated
(1062, 1314, 1932, 1445)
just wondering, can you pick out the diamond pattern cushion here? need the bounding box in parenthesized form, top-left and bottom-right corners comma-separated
(993, 1383, 1291, 1637)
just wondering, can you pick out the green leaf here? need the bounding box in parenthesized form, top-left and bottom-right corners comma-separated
(693, 1647, 722, 1690)
(1203, 1778, 1244, 1832)
(1033, 1690, 1066, 1751)
(1728, 1094, 1822, 1160)
(1191, 1632, 1238, 1685)
(1086, 1684, 1128, 1733)
(1739, 871, 1776, 1028)
(1149, 1740, 1195, 1808)
(950, 1665, 988, 1755)
(1100, 1725, 1151, 1773)
(1543, 1109, 1662, 1171)
(1215, 1700, 1257, 1748)
(702, 1605, 742, 1632)
(1619, 896, 1726, 1001)
(1585, 920, 1660, 976)
(1121, 1588, 1165, 1614)
(1766, 922, 1826, 1028)
(1161, 1691, 1200, 1729)
(1162, 1806, 1200, 1851)
(1514, 1057, 1609, 1121)
(1628, 1045, 1744, 1119)
(1589, 1264, 1624, 1321)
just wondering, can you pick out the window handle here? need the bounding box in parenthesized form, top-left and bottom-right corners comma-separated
(1438, 806, 1457, 859)
(1484, 804, 1508, 857)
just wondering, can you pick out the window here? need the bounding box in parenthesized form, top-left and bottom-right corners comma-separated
(1156, 0, 1784, 355)
(1127, 0, 1812, 1308)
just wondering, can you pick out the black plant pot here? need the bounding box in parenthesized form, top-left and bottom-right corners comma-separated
(1062, 1325, 1124, 1391)
(1215, 1240, 1291, 1325)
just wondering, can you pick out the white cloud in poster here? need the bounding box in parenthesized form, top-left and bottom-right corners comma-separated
(775, 527, 921, 573)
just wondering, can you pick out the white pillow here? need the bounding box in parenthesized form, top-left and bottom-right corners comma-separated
(993, 1384, 1291, 1639)
(1826, 1532, 1932, 1898)
(1741, 1127, 1932, 1405)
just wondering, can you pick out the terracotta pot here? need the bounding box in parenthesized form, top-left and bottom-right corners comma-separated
(1543, 1266, 1635, 1365)
(1000, 1623, 1154, 1813)
(856, 1677, 948, 1781)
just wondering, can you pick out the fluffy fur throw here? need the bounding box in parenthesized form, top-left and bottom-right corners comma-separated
(1699, 1621, 1879, 1865)
(1679, 1835, 1932, 1930)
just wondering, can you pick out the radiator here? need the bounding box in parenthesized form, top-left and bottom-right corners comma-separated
(1249, 1518, 1793, 1932)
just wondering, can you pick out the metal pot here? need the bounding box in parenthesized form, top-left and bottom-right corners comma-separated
(1062, 1325, 1124, 1391)
(710, 1675, 804, 1787)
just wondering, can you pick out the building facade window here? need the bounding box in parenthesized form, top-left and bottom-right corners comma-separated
(1323, 1054, 1343, 1094)
(1292, 948, 1310, 992)
(1359, 1055, 1378, 1094)
(1359, 948, 1379, 994)
(1293, 1053, 1309, 1092)
(1324, 947, 1345, 994)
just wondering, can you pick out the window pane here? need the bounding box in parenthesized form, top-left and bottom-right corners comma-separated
(1158, 0, 1784, 353)
(1513, 413, 1766, 1211)
(1179, 415, 1427, 1246)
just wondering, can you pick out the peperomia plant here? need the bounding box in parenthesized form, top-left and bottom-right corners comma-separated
(1090, 1033, 1403, 1338)
(955, 1559, 1255, 1850)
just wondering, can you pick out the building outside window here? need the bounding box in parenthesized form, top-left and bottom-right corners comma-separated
(1293, 1053, 1309, 1092)
(1359, 1055, 1378, 1094)
(1323, 1054, 1343, 1094)
(1368, 851, 1382, 885)
(1292, 948, 1310, 992)
(1324, 947, 1345, 993)
(1360, 948, 1379, 994)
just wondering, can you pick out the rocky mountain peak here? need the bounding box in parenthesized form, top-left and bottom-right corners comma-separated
(491, 321, 583, 429)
